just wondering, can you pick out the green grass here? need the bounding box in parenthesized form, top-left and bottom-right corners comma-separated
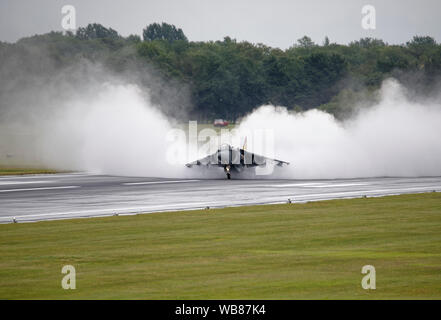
(1, 193, 441, 299)
(0, 166, 60, 176)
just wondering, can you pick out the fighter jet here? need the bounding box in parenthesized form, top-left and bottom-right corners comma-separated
(185, 142, 289, 179)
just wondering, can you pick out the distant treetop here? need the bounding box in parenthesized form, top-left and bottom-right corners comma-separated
(349, 37, 386, 48)
(406, 35, 437, 48)
(143, 22, 188, 42)
(76, 23, 120, 40)
(296, 36, 316, 48)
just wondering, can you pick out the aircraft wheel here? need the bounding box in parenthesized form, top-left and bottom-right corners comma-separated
(227, 173, 231, 180)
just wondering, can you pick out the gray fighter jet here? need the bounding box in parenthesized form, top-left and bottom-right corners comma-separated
(185, 143, 289, 179)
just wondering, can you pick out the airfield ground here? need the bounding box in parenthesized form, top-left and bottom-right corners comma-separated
(1, 192, 440, 299)
(0, 166, 59, 176)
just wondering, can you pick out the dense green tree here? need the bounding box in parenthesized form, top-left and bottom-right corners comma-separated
(407, 35, 436, 48)
(376, 46, 412, 73)
(143, 23, 188, 42)
(2, 24, 440, 121)
(350, 37, 386, 48)
(406, 35, 437, 63)
(76, 23, 120, 40)
(126, 34, 141, 43)
(296, 36, 316, 48)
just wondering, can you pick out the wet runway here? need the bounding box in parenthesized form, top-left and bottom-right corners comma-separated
(0, 173, 440, 223)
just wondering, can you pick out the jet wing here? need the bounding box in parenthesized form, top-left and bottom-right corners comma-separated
(185, 152, 218, 167)
(269, 158, 290, 166)
(240, 149, 290, 167)
(185, 148, 290, 167)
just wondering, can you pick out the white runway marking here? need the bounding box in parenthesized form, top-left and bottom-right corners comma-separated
(0, 180, 54, 185)
(304, 183, 369, 188)
(123, 180, 200, 186)
(0, 186, 80, 193)
(258, 182, 368, 188)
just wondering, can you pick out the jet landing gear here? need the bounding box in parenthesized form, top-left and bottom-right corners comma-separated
(224, 165, 231, 180)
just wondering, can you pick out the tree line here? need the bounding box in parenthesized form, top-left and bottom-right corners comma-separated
(1, 22, 440, 120)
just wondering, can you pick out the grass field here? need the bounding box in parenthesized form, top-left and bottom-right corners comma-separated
(1, 193, 440, 299)
(0, 166, 59, 176)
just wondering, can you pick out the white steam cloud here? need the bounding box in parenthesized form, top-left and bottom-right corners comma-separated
(35, 83, 186, 177)
(237, 79, 441, 179)
(2, 74, 441, 179)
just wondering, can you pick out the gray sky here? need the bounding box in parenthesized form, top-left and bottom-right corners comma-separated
(1, 0, 440, 48)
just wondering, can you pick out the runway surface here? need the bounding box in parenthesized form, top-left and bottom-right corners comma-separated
(0, 173, 440, 223)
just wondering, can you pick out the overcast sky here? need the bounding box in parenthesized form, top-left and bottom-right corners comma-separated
(1, 0, 440, 48)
